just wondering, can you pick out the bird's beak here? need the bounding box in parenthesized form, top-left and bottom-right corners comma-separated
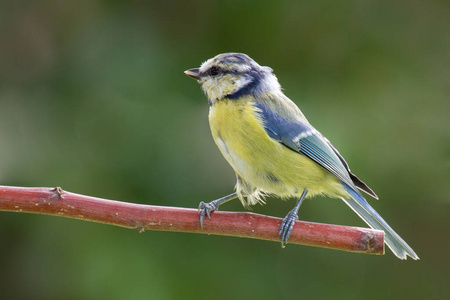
(184, 68, 201, 80)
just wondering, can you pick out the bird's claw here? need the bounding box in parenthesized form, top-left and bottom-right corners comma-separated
(278, 210, 299, 248)
(198, 200, 219, 229)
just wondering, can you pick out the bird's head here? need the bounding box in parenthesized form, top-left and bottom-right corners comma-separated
(185, 53, 280, 104)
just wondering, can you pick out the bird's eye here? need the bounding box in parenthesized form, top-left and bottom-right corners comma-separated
(210, 66, 219, 76)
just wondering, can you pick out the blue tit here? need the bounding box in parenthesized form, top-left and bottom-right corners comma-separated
(185, 53, 418, 260)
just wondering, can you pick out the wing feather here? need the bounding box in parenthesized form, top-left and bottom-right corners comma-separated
(255, 102, 376, 198)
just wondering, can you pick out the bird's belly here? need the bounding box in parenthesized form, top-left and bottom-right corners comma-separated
(209, 99, 340, 198)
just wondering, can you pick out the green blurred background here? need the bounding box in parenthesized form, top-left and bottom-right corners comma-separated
(1, 0, 449, 299)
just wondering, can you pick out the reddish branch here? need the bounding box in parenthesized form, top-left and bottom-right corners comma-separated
(0, 185, 384, 255)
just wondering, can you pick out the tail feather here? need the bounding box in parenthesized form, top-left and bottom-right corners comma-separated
(342, 183, 419, 260)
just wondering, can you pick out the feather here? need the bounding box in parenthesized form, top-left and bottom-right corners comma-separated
(254, 102, 376, 198)
(342, 183, 418, 260)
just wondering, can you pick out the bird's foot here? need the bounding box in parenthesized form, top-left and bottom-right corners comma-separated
(198, 200, 221, 229)
(278, 209, 299, 248)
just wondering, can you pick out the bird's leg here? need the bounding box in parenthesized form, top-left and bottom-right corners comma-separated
(279, 189, 308, 248)
(199, 192, 238, 228)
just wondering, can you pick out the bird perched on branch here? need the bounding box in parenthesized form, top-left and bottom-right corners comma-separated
(185, 52, 418, 260)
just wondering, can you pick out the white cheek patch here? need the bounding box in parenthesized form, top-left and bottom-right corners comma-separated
(202, 78, 225, 102)
(231, 76, 252, 95)
(202, 75, 245, 103)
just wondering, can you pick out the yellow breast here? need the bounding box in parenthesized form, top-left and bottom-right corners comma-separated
(209, 97, 343, 203)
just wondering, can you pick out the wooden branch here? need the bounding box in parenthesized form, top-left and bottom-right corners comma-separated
(0, 185, 384, 255)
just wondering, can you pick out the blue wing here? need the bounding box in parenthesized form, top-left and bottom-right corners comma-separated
(254, 103, 415, 258)
(254, 103, 374, 196)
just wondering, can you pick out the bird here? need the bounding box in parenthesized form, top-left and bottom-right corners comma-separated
(184, 52, 418, 260)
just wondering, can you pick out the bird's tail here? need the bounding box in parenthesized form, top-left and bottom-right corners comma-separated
(342, 183, 419, 260)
